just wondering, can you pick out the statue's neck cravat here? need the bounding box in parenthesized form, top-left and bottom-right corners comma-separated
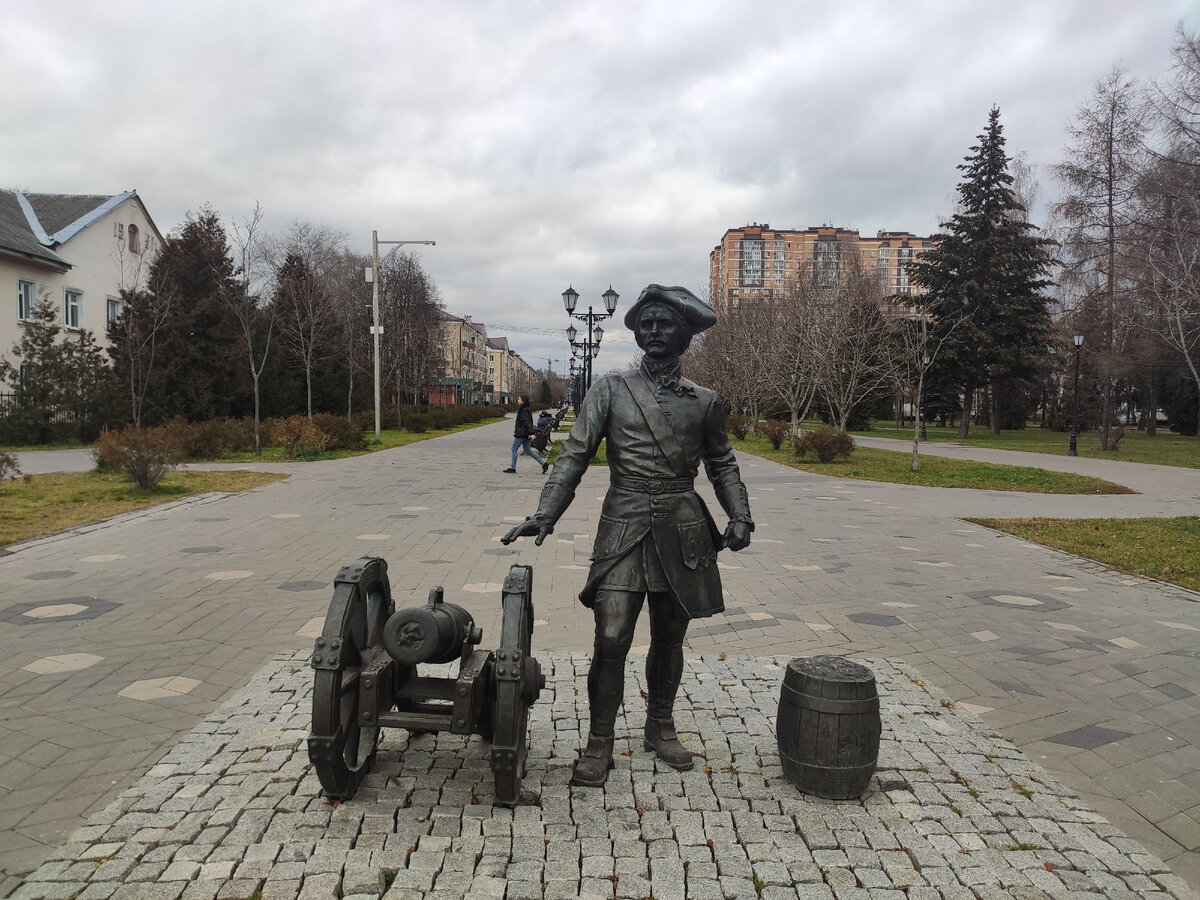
(640, 358, 694, 397)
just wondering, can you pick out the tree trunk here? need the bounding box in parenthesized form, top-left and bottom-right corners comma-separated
(1144, 375, 1157, 437)
(253, 377, 262, 455)
(306, 364, 313, 420)
(1098, 381, 1113, 450)
(958, 384, 974, 439)
(911, 374, 924, 472)
(989, 381, 1000, 435)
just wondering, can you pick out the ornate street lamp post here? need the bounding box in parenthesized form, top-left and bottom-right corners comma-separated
(1069, 329, 1084, 457)
(563, 285, 618, 394)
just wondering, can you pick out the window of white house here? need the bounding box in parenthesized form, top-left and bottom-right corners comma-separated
(18, 279, 36, 321)
(107, 297, 121, 327)
(65, 289, 82, 329)
(128, 224, 140, 254)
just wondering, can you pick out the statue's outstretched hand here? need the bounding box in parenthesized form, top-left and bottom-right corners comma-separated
(501, 517, 553, 546)
(724, 521, 752, 552)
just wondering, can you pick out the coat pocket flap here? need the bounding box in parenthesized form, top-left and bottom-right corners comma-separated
(677, 519, 711, 570)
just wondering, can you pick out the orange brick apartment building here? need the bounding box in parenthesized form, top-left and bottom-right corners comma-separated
(708, 224, 935, 312)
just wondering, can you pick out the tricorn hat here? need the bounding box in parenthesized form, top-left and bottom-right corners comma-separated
(623, 284, 717, 334)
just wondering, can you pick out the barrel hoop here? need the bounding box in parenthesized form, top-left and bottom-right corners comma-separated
(782, 688, 880, 715)
(779, 753, 879, 772)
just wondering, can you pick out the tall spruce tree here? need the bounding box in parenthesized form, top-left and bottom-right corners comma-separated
(144, 208, 248, 423)
(911, 107, 1055, 437)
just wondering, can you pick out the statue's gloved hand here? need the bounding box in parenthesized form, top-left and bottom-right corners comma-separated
(501, 516, 554, 546)
(724, 520, 752, 551)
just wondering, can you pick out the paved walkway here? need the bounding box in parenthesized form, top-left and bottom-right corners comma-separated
(1, 423, 1198, 897)
(2, 449, 94, 476)
(14, 650, 1195, 899)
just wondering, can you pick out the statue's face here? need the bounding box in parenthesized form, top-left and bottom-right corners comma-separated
(635, 304, 687, 360)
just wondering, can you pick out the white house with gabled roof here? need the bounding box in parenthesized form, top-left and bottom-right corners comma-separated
(0, 189, 164, 369)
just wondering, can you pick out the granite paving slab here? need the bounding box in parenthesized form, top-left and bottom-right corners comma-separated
(11, 651, 1194, 900)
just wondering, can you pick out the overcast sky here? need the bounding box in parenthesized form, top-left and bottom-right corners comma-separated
(5, 1, 1197, 373)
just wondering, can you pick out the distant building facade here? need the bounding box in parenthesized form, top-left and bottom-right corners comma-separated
(1, 189, 163, 369)
(485, 336, 536, 405)
(431, 312, 537, 405)
(708, 223, 934, 312)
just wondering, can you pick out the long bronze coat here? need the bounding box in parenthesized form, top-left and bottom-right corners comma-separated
(529, 365, 752, 618)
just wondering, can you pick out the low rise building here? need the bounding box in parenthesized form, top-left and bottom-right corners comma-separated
(1, 189, 164, 369)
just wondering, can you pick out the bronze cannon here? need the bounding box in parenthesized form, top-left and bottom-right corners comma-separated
(306, 558, 544, 806)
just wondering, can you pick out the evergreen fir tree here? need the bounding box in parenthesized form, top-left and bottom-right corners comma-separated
(911, 107, 1055, 437)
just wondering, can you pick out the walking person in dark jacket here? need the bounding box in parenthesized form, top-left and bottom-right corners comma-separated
(503, 395, 549, 473)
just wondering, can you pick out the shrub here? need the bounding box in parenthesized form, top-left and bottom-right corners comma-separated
(352, 410, 376, 433)
(726, 414, 751, 440)
(220, 417, 259, 453)
(270, 416, 333, 458)
(91, 425, 178, 489)
(311, 414, 368, 451)
(792, 427, 855, 463)
(406, 414, 430, 434)
(0, 449, 21, 481)
(148, 416, 260, 459)
(758, 418, 789, 450)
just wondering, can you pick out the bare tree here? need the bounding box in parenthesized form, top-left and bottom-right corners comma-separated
(1053, 65, 1150, 450)
(688, 298, 771, 421)
(1144, 164, 1200, 439)
(325, 248, 373, 419)
(108, 269, 176, 427)
(269, 222, 346, 418)
(899, 311, 962, 470)
(765, 277, 821, 432)
(224, 204, 275, 453)
(1150, 23, 1200, 160)
(378, 252, 444, 411)
(106, 216, 174, 426)
(808, 266, 900, 432)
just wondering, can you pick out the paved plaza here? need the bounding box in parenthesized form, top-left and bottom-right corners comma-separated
(1, 421, 1198, 897)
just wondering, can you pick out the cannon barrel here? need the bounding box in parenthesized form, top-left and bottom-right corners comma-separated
(382, 587, 480, 665)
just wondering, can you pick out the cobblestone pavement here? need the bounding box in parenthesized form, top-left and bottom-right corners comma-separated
(1, 420, 1198, 896)
(14, 650, 1197, 900)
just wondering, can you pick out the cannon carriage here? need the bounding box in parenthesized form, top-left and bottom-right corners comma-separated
(306, 557, 544, 806)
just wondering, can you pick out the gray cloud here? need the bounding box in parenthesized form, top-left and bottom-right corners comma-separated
(4, 0, 1196, 371)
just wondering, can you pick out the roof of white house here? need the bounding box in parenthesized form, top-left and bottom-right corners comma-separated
(0, 189, 156, 271)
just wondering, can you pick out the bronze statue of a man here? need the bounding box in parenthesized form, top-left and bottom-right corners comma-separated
(502, 284, 753, 787)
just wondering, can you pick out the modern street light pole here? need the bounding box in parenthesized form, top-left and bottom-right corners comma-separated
(368, 231, 435, 442)
(1068, 329, 1084, 457)
(563, 285, 618, 394)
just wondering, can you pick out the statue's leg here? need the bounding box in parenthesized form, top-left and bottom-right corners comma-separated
(643, 592, 695, 770)
(573, 589, 643, 787)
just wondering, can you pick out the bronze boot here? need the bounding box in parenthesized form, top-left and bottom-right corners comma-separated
(572, 735, 615, 787)
(644, 717, 695, 771)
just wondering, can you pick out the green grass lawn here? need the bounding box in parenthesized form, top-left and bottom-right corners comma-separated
(970, 516, 1200, 593)
(730, 433, 1131, 494)
(0, 470, 288, 547)
(854, 420, 1200, 468)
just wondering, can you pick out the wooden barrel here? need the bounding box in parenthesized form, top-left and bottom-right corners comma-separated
(776, 656, 881, 799)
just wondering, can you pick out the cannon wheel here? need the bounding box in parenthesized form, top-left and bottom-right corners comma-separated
(490, 565, 542, 807)
(308, 557, 394, 800)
